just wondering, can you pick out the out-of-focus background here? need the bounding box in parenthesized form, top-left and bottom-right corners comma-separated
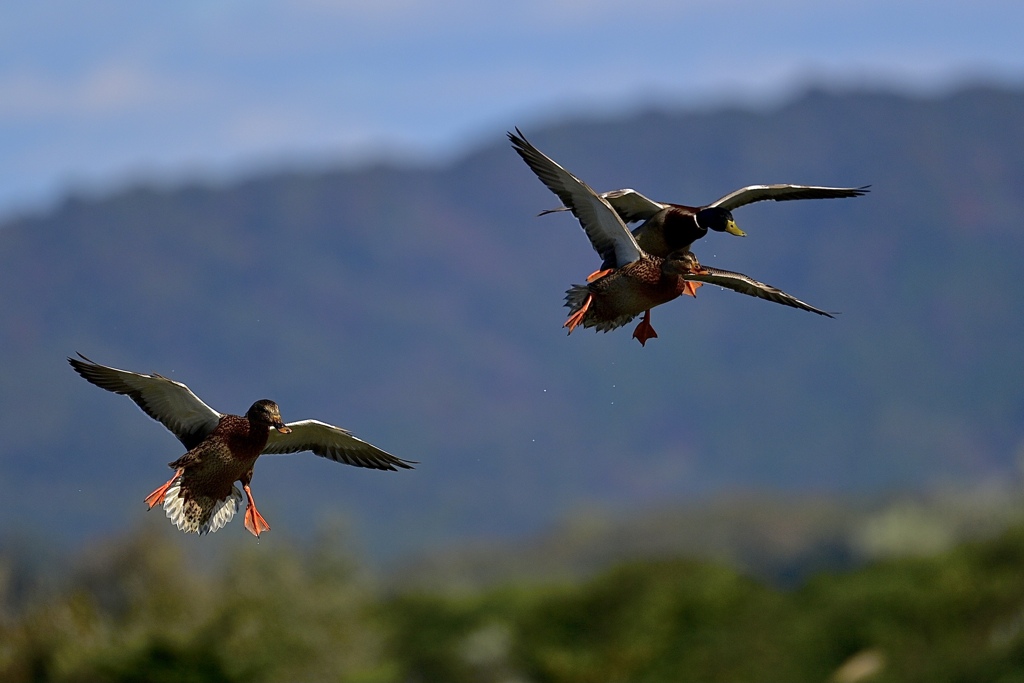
(3, 2, 1024, 681)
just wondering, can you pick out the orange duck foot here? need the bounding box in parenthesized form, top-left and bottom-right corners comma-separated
(564, 294, 592, 334)
(243, 484, 271, 537)
(144, 468, 184, 509)
(586, 268, 615, 283)
(632, 310, 658, 346)
(683, 280, 702, 297)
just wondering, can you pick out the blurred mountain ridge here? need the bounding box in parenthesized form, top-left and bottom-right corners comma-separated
(1, 84, 1022, 560)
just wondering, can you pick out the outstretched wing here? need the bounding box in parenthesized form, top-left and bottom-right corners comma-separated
(683, 267, 835, 317)
(709, 184, 870, 211)
(263, 419, 415, 471)
(68, 353, 221, 450)
(601, 188, 670, 223)
(540, 187, 668, 224)
(509, 129, 643, 268)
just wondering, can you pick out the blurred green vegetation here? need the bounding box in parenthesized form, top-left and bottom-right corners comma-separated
(4, 516, 1024, 682)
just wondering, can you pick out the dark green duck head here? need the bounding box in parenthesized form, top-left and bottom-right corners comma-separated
(695, 206, 745, 237)
(652, 205, 746, 256)
(247, 399, 292, 434)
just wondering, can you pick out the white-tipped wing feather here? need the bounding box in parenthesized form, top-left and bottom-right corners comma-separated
(541, 188, 668, 224)
(708, 184, 870, 211)
(598, 188, 669, 222)
(68, 353, 222, 450)
(263, 420, 414, 471)
(509, 129, 643, 268)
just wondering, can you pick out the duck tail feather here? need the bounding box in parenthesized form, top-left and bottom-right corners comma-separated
(162, 476, 242, 535)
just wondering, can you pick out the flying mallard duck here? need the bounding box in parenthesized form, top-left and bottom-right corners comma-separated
(541, 184, 868, 264)
(509, 129, 833, 345)
(69, 354, 413, 537)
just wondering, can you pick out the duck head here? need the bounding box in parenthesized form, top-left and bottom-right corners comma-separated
(247, 399, 292, 434)
(695, 206, 745, 236)
(661, 250, 702, 276)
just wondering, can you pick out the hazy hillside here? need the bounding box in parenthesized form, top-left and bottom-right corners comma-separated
(1, 85, 1022, 560)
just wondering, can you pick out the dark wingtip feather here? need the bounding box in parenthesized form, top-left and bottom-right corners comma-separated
(68, 351, 92, 369)
(391, 457, 417, 470)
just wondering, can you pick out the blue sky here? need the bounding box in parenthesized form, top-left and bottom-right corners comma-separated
(2, 0, 1022, 218)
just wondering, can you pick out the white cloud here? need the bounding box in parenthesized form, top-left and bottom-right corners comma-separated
(0, 63, 204, 120)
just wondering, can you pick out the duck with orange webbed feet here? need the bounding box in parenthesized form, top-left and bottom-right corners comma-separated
(509, 129, 834, 345)
(69, 354, 413, 537)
